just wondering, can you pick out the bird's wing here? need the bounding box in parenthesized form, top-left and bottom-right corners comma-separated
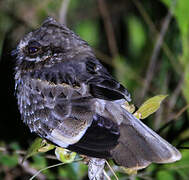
(76, 58, 181, 168)
(26, 59, 181, 169)
(67, 114, 120, 158)
(24, 78, 95, 148)
(44, 83, 120, 154)
(84, 58, 131, 101)
(24, 75, 119, 152)
(109, 109, 181, 169)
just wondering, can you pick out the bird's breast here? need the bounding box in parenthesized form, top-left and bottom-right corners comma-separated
(15, 73, 93, 141)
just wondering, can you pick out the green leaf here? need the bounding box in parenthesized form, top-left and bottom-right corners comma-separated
(174, 0, 189, 37)
(160, 0, 189, 37)
(182, 69, 189, 109)
(75, 20, 99, 47)
(55, 147, 76, 163)
(156, 170, 174, 180)
(38, 141, 55, 153)
(127, 16, 146, 57)
(9, 142, 21, 151)
(58, 164, 78, 180)
(179, 129, 189, 139)
(160, 0, 171, 7)
(134, 95, 168, 119)
(31, 154, 47, 169)
(77, 162, 88, 179)
(121, 166, 137, 175)
(160, 0, 189, 109)
(23, 138, 55, 162)
(0, 152, 18, 168)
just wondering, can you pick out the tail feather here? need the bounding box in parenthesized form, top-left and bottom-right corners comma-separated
(110, 109, 181, 169)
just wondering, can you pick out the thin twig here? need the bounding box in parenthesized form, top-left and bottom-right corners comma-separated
(167, 75, 184, 120)
(174, 104, 189, 120)
(105, 160, 119, 180)
(29, 158, 83, 180)
(18, 157, 46, 180)
(157, 120, 175, 134)
(97, 0, 118, 58)
(0, 147, 25, 155)
(0, 147, 57, 160)
(103, 170, 112, 180)
(132, 0, 181, 75)
(154, 73, 169, 130)
(29, 162, 66, 180)
(157, 104, 189, 133)
(140, 10, 173, 101)
(169, 77, 184, 109)
(128, 175, 136, 180)
(59, 0, 71, 25)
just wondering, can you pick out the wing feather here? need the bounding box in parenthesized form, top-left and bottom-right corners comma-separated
(110, 110, 181, 169)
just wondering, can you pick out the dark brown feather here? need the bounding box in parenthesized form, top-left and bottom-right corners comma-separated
(110, 110, 181, 169)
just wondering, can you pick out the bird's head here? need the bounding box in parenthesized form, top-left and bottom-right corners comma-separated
(13, 17, 94, 71)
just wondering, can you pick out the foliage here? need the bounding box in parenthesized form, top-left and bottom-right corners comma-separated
(134, 95, 168, 119)
(23, 138, 55, 163)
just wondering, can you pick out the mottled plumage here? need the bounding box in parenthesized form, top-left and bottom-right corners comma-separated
(14, 17, 181, 169)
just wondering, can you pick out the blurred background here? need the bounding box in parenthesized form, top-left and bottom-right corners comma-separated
(0, 0, 189, 179)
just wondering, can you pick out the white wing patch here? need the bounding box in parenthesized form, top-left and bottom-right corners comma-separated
(48, 127, 89, 148)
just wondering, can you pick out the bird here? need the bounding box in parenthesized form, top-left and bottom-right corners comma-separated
(13, 17, 181, 170)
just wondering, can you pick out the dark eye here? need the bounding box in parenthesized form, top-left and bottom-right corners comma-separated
(27, 41, 41, 55)
(28, 47, 39, 54)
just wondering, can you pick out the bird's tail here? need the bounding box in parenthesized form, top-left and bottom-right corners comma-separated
(110, 109, 181, 170)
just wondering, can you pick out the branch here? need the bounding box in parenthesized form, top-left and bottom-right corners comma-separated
(105, 160, 119, 180)
(167, 75, 184, 120)
(132, 0, 182, 103)
(18, 157, 46, 180)
(59, 0, 71, 25)
(97, 0, 118, 58)
(132, 0, 181, 76)
(140, 10, 173, 101)
(0, 147, 57, 160)
(157, 104, 189, 133)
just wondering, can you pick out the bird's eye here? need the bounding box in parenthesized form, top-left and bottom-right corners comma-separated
(27, 41, 41, 55)
(28, 47, 39, 54)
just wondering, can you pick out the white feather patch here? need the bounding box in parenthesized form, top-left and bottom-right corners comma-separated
(48, 127, 89, 148)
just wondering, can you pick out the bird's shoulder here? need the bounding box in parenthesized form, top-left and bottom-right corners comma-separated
(83, 57, 131, 101)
